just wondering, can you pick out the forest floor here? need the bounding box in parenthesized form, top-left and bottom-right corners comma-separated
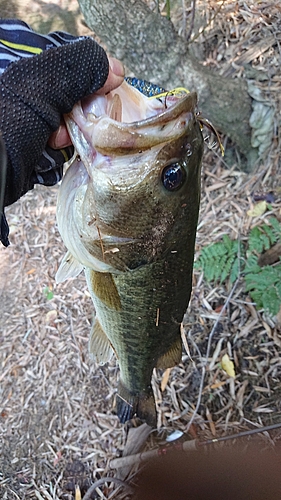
(0, 0, 281, 498)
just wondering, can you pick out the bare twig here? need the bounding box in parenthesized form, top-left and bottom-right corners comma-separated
(186, 0, 196, 42)
(182, 0, 187, 39)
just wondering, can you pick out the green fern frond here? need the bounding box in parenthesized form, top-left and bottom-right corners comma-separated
(248, 226, 267, 254)
(195, 216, 281, 316)
(263, 224, 277, 245)
(195, 235, 242, 284)
(244, 254, 260, 274)
(245, 264, 281, 315)
(268, 216, 281, 239)
(248, 218, 280, 254)
(230, 256, 240, 283)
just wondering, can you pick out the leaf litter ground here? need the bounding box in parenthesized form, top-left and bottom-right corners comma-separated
(1, 0, 281, 498)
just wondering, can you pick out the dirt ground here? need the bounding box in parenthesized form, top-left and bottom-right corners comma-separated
(0, 1, 281, 499)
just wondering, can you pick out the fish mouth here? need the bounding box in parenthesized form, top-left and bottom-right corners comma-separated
(65, 81, 198, 164)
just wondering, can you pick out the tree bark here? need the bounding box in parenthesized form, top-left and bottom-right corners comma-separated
(78, 0, 258, 169)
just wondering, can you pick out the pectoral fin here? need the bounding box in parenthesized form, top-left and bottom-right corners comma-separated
(55, 250, 83, 283)
(88, 270, 122, 311)
(89, 317, 114, 365)
(156, 336, 182, 369)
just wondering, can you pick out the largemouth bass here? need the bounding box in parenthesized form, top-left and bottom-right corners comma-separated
(56, 80, 204, 426)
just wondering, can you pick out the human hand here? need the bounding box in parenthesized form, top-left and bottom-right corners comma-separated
(0, 20, 124, 246)
(0, 36, 124, 207)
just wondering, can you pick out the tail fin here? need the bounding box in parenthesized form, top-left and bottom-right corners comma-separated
(116, 381, 156, 427)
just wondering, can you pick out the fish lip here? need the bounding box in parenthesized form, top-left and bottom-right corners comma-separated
(65, 89, 199, 159)
(130, 91, 198, 129)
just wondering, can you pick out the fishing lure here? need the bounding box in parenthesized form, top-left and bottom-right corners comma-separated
(125, 76, 166, 98)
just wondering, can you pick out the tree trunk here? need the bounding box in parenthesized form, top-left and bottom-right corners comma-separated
(78, 0, 259, 169)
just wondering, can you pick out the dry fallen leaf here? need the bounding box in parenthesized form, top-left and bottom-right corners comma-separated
(161, 368, 171, 392)
(210, 380, 227, 390)
(75, 485, 81, 500)
(221, 353, 236, 378)
(45, 309, 57, 323)
(247, 200, 267, 217)
(27, 268, 36, 275)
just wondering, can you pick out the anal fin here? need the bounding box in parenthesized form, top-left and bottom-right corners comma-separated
(156, 336, 182, 369)
(89, 317, 114, 365)
(116, 381, 156, 427)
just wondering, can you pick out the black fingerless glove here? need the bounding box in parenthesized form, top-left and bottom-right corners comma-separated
(0, 36, 109, 246)
(0, 37, 108, 207)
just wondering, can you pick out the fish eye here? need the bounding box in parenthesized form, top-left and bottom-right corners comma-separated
(161, 162, 186, 191)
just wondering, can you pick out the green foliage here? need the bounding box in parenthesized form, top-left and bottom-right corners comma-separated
(247, 216, 280, 254)
(244, 265, 281, 315)
(43, 286, 54, 301)
(195, 216, 281, 315)
(194, 235, 242, 283)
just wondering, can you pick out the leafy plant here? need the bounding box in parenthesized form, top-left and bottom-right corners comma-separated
(43, 286, 54, 301)
(194, 235, 242, 284)
(195, 216, 281, 315)
(247, 216, 280, 255)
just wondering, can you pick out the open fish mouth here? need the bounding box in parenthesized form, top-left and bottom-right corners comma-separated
(64, 81, 198, 170)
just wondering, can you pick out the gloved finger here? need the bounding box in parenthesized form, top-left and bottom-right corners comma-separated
(1, 37, 109, 206)
(48, 121, 72, 149)
(95, 57, 124, 95)
(31, 144, 73, 186)
(0, 133, 6, 215)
